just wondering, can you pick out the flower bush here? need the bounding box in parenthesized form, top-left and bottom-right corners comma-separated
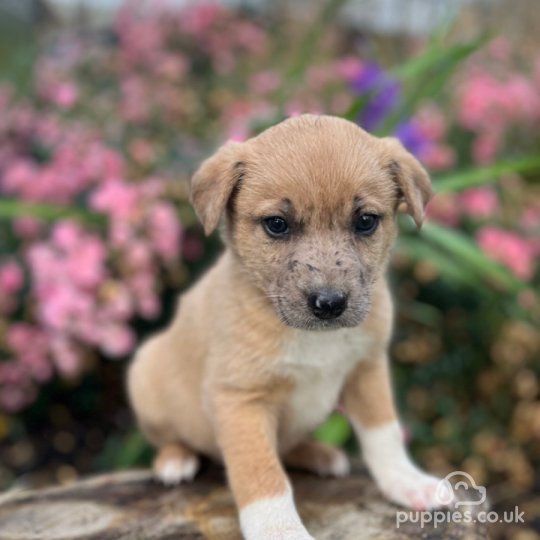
(0, 96, 182, 410)
(0, 2, 539, 526)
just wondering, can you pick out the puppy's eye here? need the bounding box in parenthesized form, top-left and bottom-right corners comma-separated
(354, 214, 379, 236)
(263, 216, 289, 238)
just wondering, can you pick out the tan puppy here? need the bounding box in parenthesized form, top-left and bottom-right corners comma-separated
(128, 114, 446, 540)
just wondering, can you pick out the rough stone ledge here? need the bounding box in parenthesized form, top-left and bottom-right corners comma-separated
(0, 461, 489, 539)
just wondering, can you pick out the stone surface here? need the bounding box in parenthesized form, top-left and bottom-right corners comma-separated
(0, 462, 489, 539)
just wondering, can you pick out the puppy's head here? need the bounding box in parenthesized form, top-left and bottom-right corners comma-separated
(191, 115, 432, 330)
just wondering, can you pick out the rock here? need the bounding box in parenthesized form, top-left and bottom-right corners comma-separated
(0, 461, 488, 539)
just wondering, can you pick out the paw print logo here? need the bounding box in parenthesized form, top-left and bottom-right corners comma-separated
(436, 471, 487, 508)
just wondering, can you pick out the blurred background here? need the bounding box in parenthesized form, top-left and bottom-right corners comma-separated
(0, 0, 539, 538)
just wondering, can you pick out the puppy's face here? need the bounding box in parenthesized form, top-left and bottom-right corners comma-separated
(191, 115, 431, 330)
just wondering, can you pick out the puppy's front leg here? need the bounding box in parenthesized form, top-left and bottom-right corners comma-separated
(211, 389, 314, 540)
(342, 355, 448, 511)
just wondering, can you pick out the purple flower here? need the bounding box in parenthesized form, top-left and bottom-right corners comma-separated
(350, 62, 401, 131)
(394, 120, 430, 158)
(350, 62, 385, 93)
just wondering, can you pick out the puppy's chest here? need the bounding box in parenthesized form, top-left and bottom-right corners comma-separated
(276, 328, 372, 439)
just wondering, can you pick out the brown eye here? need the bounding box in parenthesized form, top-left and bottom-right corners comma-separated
(354, 214, 379, 236)
(263, 216, 289, 238)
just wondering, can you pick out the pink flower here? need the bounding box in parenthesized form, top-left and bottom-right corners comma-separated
(19, 353, 53, 383)
(249, 70, 281, 94)
(416, 105, 448, 140)
(148, 202, 182, 260)
(0, 260, 23, 294)
(38, 285, 80, 330)
(521, 204, 540, 230)
(336, 56, 364, 81)
(477, 226, 535, 280)
(66, 237, 107, 289)
(3, 159, 38, 193)
(99, 323, 135, 357)
(420, 144, 456, 171)
(50, 337, 81, 378)
(426, 193, 461, 226)
(488, 37, 511, 61)
(6, 324, 33, 352)
(109, 219, 134, 248)
(460, 187, 499, 218)
(472, 133, 501, 165)
(13, 217, 43, 239)
(102, 282, 134, 319)
(50, 82, 79, 109)
(90, 179, 140, 220)
(52, 221, 83, 251)
(129, 139, 156, 164)
(138, 293, 160, 319)
(126, 240, 153, 268)
(129, 272, 160, 319)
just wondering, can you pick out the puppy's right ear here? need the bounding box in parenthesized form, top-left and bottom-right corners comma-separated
(190, 141, 244, 235)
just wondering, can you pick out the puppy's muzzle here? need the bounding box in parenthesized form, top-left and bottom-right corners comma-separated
(307, 288, 348, 320)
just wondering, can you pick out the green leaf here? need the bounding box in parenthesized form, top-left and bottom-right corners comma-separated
(114, 431, 152, 469)
(314, 413, 352, 447)
(433, 155, 540, 193)
(378, 36, 488, 135)
(420, 222, 525, 293)
(395, 237, 483, 289)
(0, 199, 106, 226)
(391, 36, 487, 82)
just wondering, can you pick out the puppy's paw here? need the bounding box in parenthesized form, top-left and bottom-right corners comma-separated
(240, 490, 315, 540)
(373, 460, 451, 511)
(322, 446, 350, 478)
(153, 444, 200, 486)
(284, 440, 350, 478)
(358, 421, 453, 511)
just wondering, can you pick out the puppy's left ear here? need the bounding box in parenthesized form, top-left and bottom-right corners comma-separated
(381, 137, 433, 228)
(190, 141, 244, 235)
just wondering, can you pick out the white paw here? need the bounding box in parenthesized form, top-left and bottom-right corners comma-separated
(154, 454, 200, 486)
(374, 461, 451, 511)
(318, 447, 350, 478)
(355, 421, 454, 511)
(240, 489, 315, 540)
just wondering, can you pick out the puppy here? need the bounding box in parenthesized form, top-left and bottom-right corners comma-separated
(128, 114, 445, 540)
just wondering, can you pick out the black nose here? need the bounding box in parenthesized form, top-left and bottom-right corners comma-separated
(308, 288, 348, 320)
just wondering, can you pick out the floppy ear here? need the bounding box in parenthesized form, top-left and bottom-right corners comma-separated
(190, 141, 244, 235)
(381, 137, 433, 228)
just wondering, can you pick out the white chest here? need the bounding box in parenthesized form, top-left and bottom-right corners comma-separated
(276, 327, 373, 446)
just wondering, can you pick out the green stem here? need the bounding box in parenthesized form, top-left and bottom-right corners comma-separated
(0, 199, 107, 226)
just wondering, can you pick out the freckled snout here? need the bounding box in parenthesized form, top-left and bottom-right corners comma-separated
(307, 288, 348, 320)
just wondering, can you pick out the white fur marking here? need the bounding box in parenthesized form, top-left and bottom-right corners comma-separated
(278, 327, 373, 442)
(155, 454, 199, 486)
(327, 448, 351, 477)
(240, 488, 314, 540)
(353, 420, 450, 510)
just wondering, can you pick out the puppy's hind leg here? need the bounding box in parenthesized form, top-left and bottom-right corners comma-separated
(283, 439, 350, 478)
(153, 442, 200, 486)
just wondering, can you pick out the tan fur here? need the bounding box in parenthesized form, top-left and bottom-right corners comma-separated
(127, 115, 433, 531)
(153, 442, 198, 481)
